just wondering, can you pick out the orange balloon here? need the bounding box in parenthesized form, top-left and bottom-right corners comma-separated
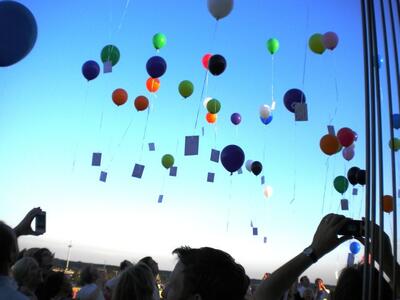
(320, 134, 341, 155)
(383, 195, 394, 213)
(134, 96, 149, 111)
(146, 77, 160, 93)
(206, 113, 217, 123)
(112, 88, 128, 106)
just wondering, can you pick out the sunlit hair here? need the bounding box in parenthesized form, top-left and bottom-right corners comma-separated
(112, 263, 154, 300)
(334, 264, 392, 300)
(172, 246, 250, 300)
(12, 256, 40, 288)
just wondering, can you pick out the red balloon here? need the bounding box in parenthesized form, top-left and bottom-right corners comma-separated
(112, 88, 128, 106)
(134, 96, 149, 111)
(202, 53, 212, 69)
(337, 127, 356, 147)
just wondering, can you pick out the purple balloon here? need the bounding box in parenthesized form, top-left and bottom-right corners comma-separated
(146, 56, 167, 78)
(322, 31, 339, 50)
(231, 113, 241, 125)
(82, 60, 100, 81)
(283, 89, 306, 113)
(221, 144, 245, 174)
(342, 146, 355, 161)
(260, 115, 273, 125)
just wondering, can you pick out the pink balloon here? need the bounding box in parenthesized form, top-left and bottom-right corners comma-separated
(322, 32, 339, 50)
(342, 146, 355, 161)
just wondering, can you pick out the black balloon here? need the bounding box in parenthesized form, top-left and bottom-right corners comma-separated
(347, 167, 360, 185)
(251, 161, 263, 176)
(208, 54, 226, 76)
(356, 169, 366, 185)
(0, 1, 37, 67)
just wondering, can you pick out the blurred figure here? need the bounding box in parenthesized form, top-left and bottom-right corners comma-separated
(112, 263, 154, 300)
(297, 276, 312, 299)
(40, 271, 72, 300)
(77, 266, 104, 300)
(138, 256, 160, 300)
(0, 221, 28, 300)
(32, 248, 54, 277)
(12, 257, 43, 300)
(314, 278, 330, 300)
(302, 288, 314, 300)
(104, 260, 132, 300)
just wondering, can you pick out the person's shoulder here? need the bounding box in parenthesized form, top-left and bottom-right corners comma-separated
(0, 286, 29, 300)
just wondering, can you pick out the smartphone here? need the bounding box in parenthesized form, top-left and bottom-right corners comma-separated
(338, 219, 364, 237)
(35, 211, 46, 234)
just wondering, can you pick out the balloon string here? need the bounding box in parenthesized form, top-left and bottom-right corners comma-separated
(328, 54, 339, 125)
(140, 108, 151, 161)
(301, 0, 310, 92)
(210, 20, 219, 52)
(271, 55, 275, 102)
(290, 122, 298, 204)
(321, 157, 330, 215)
(116, 0, 131, 33)
(106, 114, 135, 169)
(72, 84, 90, 172)
(194, 71, 209, 130)
(226, 176, 233, 232)
(159, 172, 167, 200)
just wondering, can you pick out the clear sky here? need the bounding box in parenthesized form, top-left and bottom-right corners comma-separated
(1, 0, 399, 285)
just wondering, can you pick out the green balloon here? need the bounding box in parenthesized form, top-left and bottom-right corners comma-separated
(178, 80, 194, 98)
(153, 33, 167, 50)
(334, 176, 349, 194)
(206, 99, 221, 114)
(389, 138, 400, 151)
(162, 154, 174, 169)
(267, 38, 279, 55)
(309, 34, 325, 54)
(101, 45, 120, 66)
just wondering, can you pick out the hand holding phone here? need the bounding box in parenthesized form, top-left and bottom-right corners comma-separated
(338, 219, 364, 237)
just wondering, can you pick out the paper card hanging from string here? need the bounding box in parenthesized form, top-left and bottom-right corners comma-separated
(295, 103, 308, 121)
(158, 195, 163, 203)
(263, 236, 267, 243)
(132, 164, 145, 179)
(341, 199, 349, 211)
(92, 152, 102, 166)
(99, 171, 107, 182)
(103, 61, 112, 73)
(261, 175, 265, 185)
(327, 125, 335, 135)
(202, 127, 205, 137)
(169, 166, 177, 177)
(271, 100, 276, 110)
(252, 227, 258, 236)
(207, 172, 215, 183)
(352, 188, 358, 196)
(185, 136, 199, 156)
(148, 143, 155, 151)
(250, 220, 253, 227)
(210, 149, 220, 162)
(398, 188, 400, 198)
(238, 168, 243, 174)
(347, 253, 355, 267)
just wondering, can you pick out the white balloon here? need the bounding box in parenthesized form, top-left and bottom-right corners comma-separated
(264, 185, 273, 198)
(245, 160, 253, 172)
(260, 104, 271, 119)
(203, 97, 212, 108)
(207, 0, 234, 20)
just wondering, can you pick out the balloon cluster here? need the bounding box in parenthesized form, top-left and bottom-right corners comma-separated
(347, 167, 366, 186)
(245, 160, 263, 176)
(320, 127, 357, 160)
(283, 89, 306, 113)
(259, 105, 273, 125)
(111, 88, 150, 111)
(309, 31, 339, 55)
(203, 98, 221, 124)
(82, 44, 121, 81)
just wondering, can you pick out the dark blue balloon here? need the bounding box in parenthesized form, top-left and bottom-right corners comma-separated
(350, 241, 361, 254)
(231, 113, 241, 125)
(393, 113, 400, 129)
(283, 89, 306, 113)
(260, 115, 273, 125)
(82, 60, 100, 81)
(146, 56, 167, 78)
(0, 1, 37, 67)
(221, 145, 245, 174)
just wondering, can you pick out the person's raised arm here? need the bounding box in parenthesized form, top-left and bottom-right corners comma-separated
(252, 214, 350, 300)
(13, 207, 44, 237)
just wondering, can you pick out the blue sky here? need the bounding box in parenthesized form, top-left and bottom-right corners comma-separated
(1, 0, 399, 284)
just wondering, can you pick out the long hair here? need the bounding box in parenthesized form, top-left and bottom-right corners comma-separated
(112, 263, 154, 300)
